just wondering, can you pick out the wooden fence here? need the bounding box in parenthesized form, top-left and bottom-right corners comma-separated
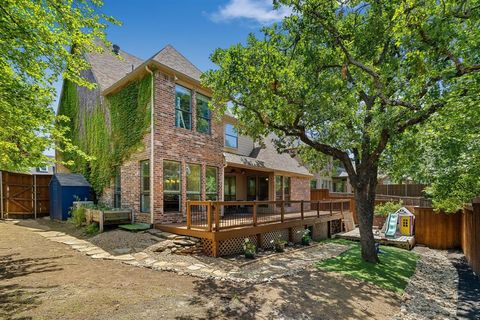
(0, 171, 52, 219)
(461, 201, 480, 275)
(376, 183, 426, 197)
(413, 207, 463, 249)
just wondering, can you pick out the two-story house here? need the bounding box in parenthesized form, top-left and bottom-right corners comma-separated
(57, 43, 312, 225)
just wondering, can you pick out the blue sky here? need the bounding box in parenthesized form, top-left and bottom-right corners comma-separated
(52, 0, 290, 110)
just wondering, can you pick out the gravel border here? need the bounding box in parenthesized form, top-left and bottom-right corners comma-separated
(392, 246, 458, 319)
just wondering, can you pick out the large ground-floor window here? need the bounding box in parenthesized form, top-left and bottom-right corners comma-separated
(224, 175, 236, 201)
(275, 176, 291, 203)
(186, 163, 201, 201)
(206, 166, 218, 200)
(164, 160, 181, 212)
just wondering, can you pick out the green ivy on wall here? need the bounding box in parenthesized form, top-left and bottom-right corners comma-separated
(58, 74, 152, 195)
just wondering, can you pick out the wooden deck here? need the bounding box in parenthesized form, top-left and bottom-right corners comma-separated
(336, 228, 416, 250)
(155, 199, 353, 256)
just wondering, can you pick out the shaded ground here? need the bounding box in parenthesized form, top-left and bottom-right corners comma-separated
(1, 220, 401, 319)
(317, 239, 419, 293)
(448, 250, 480, 320)
(16, 218, 159, 255)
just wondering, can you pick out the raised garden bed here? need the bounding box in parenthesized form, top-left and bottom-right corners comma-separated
(85, 208, 133, 232)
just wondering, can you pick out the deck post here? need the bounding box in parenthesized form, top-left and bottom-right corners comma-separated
(340, 200, 344, 217)
(329, 200, 333, 216)
(207, 201, 212, 232)
(300, 200, 304, 220)
(212, 240, 219, 257)
(253, 201, 257, 227)
(186, 200, 191, 229)
(280, 200, 285, 222)
(317, 201, 320, 218)
(33, 175, 37, 219)
(214, 202, 220, 232)
(99, 210, 104, 232)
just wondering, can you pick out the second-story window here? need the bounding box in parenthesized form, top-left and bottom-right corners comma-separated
(196, 94, 211, 134)
(224, 123, 238, 148)
(175, 85, 192, 130)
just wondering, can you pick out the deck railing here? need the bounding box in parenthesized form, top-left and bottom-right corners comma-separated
(186, 199, 351, 231)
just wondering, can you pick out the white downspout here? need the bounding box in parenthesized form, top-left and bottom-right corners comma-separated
(146, 65, 155, 226)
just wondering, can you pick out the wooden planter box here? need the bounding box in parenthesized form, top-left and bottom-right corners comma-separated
(373, 215, 388, 228)
(85, 208, 133, 232)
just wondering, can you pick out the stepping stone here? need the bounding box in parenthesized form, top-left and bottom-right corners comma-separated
(153, 261, 168, 268)
(91, 252, 113, 259)
(113, 248, 131, 254)
(112, 254, 135, 261)
(51, 236, 77, 243)
(76, 246, 97, 252)
(141, 258, 157, 266)
(38, 231, 64, 237)
(173, 239, 196, 246)
(86, 248, 107, 256)
(71, 245, 89, 250)
(133, 252, 149, 261)
(187, 265, 203, 271)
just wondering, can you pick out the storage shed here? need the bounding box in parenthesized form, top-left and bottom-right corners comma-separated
(49, 173, 92, 220)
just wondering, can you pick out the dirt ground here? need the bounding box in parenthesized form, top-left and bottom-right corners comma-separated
(0, 220, 401, 319)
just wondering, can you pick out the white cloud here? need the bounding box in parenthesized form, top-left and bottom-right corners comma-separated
(211, 0, 291, 24)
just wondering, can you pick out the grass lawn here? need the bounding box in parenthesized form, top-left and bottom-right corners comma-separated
(316, 239, 419, 293)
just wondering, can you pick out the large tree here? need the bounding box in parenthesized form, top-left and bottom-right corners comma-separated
(203, 0, 480, 262)
(0, 0, 118, 171)
(384, 97, 480, 212)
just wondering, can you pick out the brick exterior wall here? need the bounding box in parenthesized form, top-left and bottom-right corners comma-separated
(291, 176, 311, 201)
(98, 71, 311, 225)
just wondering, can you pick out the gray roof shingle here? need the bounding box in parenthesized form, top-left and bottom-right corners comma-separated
(54, 173, 91, 187)
(85, 47, 143, 90)
(151, 45, 202, 81)
(224, 134, 312, 177)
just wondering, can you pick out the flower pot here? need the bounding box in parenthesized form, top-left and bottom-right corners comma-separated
(274, 243, 285, 253)
(245, 252, 256, 259)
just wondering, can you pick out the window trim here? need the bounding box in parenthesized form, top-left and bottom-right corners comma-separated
(37, 166, 48, 173)
(175, 84, 192, 130)
(196, 93, 211, 135)
(224, 123, 238, 149)
(163, 160, 182, 212)
(140, 160, 150, 213)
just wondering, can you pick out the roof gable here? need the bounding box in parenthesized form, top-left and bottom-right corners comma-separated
(152, 45, 202, 81)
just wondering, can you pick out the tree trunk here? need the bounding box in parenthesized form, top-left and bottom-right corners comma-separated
(354, 169, 380, 263)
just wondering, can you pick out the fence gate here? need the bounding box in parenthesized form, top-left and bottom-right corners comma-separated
(0, 171, 52, 219)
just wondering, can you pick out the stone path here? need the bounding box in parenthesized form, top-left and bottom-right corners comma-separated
(392, 246, 458, 320)
(13, 222, 349, 283)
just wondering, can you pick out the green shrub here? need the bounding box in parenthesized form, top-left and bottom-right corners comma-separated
(84, 222, 99, 235)
(69, 206, 86, 227)
(374, 201, 403, 216)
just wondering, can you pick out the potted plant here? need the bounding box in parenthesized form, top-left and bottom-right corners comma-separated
(243, 238, 256, 259)
(272, 238, 287, 253)
(301, 229, 312, 246)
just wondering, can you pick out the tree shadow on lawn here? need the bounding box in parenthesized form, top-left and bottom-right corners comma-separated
(316, 242, 419, 293)
(0, 253, 62, 319)
(184, 268, 400, 319)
